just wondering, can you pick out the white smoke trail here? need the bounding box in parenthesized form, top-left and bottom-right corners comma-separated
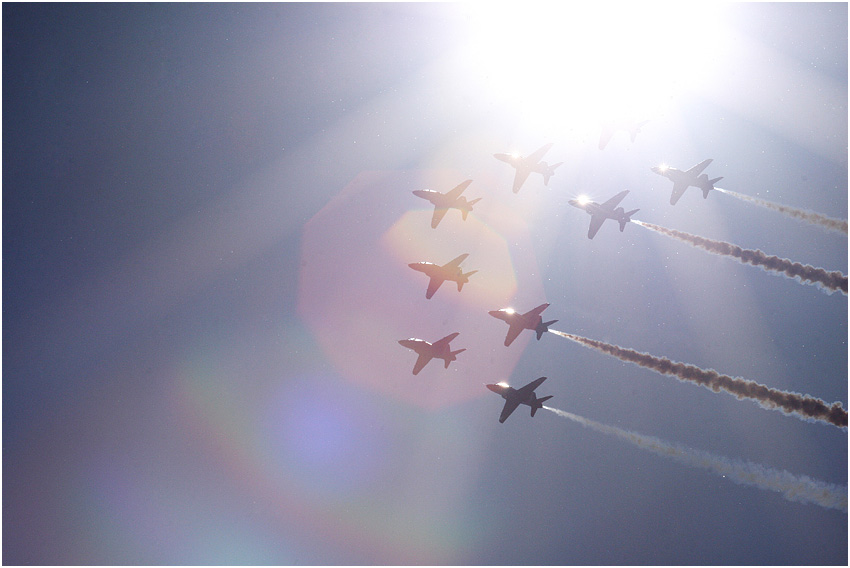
(632, 220, 848, 295)
(715, 188, 848, 235)
(545, 406, 848, 512)
(548, 329, 848, 429)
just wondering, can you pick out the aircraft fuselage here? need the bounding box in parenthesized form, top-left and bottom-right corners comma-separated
(487, 382, 544, 410)
(413, 189, 472, 210)
(409, 262, 462, 282)
(654, 167, 689, 185)
(488, 309, 541, 331)
(398, 338, 448, 358)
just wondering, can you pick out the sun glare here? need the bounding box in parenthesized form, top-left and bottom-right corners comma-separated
(456, 3, 729, 133)
(576, 195, 592, 206)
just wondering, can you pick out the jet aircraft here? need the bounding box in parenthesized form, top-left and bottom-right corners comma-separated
(651, 158, 723, 205)
(568, 190, 639, 239)
(493, 143, 563, 193)
(598, 118, 649, 150)
(398, 332, 465, 375)
(486, 376, 553, 423)
(412, 179, 482, 229)
(489, 303, 557, 347)
(409, 253, 477, 299)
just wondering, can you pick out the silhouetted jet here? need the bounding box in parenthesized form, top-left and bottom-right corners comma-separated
(409, 253, 477, 299)
(398, 332, 465, 375)
(598, 118, 649, 150)
(412, 179, 482, 229)
(651, 159, 723, 205)
(568, 190, 639, 239)
(486, 376, 553, 423)
(489, 303, 557, 347)
(493, 143, 563, 193)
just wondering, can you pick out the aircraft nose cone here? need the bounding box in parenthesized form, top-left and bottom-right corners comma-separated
(488, 310, 501, 318)
(485, 383, 500, 393)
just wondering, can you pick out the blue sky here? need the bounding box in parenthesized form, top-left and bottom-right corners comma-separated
(4, 3, 847, 564)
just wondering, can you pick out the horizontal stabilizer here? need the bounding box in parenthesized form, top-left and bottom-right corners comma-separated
(536, 319, 558, 340)
(457, 271, 478, 291)
(461, 197, 483, 220)
(620, 209, 639, 231)
(537, 395, 553, 404)
(531, 395, 554, 417)
(703, 177, 723, 198)
(542, 162, 563, 186)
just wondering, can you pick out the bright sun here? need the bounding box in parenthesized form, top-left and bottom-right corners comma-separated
(455, 3, 729, 134)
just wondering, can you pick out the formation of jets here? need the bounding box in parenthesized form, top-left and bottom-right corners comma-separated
(651, 158, 723, 205)
(400, 137, 724, 423)
(568, 190, 640, 240)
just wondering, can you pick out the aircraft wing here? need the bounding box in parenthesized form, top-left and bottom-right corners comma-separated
(426, 277, 445, 299)
(503, 323, 525, 347)
(512, 167, 532, 193)
(516, 376, 547, 397)
(430, 206, 449, 228)
(686, 158, 713, 176)
(527, 142, 554, 164)
(600, 189, 629, 210)
(444, 179, 473, 201)
(499, 398, 522, 423)
(524, 303, 550, 319)
(587, 214, 606, 239)
(434, 332, 460, 348)
(443, 253, 469, 269)
(412, 353, 433, 375)
(669, 182, 688, 205)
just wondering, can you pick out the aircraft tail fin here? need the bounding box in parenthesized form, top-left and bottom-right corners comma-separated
(620, 209, 639, 231)
(536, 319, 558, 340)
(703, 177, 723, 198)
(461, 198, 483, 220)
(531, 395, 554, 416)
(630, 120, 649, 141)
(542, 162, 564, 185)
(446, 348, 466, 367)
(457, 270, 478, 291)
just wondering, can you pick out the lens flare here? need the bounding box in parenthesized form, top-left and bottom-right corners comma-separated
(298, 169, 545, 409)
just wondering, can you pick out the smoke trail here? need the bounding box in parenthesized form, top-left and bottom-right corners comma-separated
(544, 406, 848, 512)
(633, 220, 847, 295)
(715, 188, 848, 235)
(549, 330, 848, 429)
